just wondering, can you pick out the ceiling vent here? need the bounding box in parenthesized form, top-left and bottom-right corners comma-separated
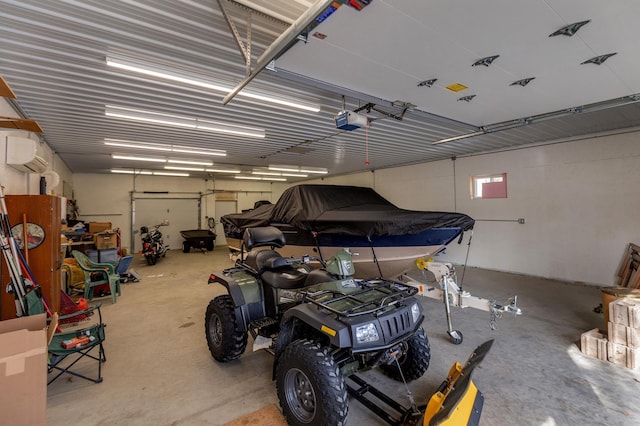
(5, 136, 49, 173)
(549, 20, 591, 37)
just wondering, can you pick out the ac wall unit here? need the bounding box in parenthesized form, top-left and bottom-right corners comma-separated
(5, 136, 49, 173)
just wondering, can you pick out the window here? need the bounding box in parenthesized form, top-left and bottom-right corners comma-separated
(471, 173, 507, 199)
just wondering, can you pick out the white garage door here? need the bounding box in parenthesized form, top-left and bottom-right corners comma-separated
(134, 198, 199, 253)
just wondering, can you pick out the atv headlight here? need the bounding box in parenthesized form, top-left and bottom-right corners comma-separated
(411, 302, 421, 323)
(355, 323, 380, 343)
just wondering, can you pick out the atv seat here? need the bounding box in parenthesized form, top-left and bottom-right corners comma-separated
(262, 269, 308, 289)
(242, 227, 308, 289)
(245, 249, 282, 271)
(242, 226, 285, 251)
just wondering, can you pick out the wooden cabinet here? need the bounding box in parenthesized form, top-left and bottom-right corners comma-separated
(1, 195, 61, 320)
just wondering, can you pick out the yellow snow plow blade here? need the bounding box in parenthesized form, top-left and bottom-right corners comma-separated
(423, 340, 493, 426)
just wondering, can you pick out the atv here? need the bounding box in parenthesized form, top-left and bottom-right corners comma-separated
(205, 226, 431, 426)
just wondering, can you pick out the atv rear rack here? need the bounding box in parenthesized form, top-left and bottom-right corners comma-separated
(303, 279, 418, 318)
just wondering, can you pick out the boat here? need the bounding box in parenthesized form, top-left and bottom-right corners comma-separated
(221, 184, 475, 278)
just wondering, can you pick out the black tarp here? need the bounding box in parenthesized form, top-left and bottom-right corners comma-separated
(222, 184, 474, 238)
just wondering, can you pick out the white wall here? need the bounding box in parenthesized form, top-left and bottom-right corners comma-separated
(0, 98, 73, 198)
(72, 173, 279, 253)
(286, 130, 639, 286)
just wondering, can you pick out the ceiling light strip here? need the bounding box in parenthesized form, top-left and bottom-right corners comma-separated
(112, 154, 166, 162)
(105, 105, 265, 138)
(268, 164, 328, 174)
(107, 58, 320, 112)
(105, 138, 226, 156)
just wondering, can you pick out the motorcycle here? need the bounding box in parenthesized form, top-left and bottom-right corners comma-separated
(140, 220, 169, 265)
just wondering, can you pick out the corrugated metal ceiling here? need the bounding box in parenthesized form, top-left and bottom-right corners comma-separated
(1, 0, 639, 182)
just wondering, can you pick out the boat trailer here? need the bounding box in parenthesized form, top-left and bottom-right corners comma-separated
(399, 260, 522, 344)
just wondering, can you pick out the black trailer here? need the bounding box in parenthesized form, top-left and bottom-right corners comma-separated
(180, 229, 216, 253)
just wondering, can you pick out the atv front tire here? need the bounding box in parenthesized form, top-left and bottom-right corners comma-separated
(205, 295, 248, 362)
(380, 328, 431, 381)
(276, 339, 348, 426)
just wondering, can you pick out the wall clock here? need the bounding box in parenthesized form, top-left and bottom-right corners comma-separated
(10, 223, 46, 250)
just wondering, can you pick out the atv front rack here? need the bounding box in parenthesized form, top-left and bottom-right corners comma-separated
(303, 279, 418, 318)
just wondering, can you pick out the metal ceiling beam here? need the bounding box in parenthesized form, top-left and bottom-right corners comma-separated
(222, 0, 337, 105)
(230, 0, 295, 25)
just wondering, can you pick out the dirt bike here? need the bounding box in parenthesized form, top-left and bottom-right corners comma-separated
(205, 226, 431, 425)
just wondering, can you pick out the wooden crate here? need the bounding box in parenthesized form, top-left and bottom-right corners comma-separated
(581, 328, 608, 361)
(610, 298, 640, 328)
(608, 322, 640, 347)
(616, 243, 640, 288)
(607, 342, 640, 369)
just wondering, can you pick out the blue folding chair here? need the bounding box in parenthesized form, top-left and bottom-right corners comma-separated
(115, 255, 140, 283)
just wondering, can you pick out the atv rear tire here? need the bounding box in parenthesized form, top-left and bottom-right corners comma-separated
(205, 295, 248, 362)
(276, 339, 348, 426)
(380, 328, 431, 381)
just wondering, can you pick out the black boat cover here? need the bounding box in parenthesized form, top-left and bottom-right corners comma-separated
(222, 185, 474, 238)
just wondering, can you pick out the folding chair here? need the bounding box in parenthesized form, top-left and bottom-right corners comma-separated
(115, 255, 140, 283)
(47, 303, 106, 385)
(71, 250, 121, 303)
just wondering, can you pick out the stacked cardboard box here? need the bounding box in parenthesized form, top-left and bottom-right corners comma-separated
(0, 313, 56, 426)
(581, 298, 640, 369)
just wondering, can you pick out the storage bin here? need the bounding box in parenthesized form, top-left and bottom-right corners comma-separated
(85, 248, 118, 264)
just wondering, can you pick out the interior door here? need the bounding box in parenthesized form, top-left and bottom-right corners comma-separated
(134, 198, 199, 253)
(214, 200, 237, 246)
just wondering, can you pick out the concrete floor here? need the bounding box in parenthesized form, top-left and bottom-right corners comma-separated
(47, 246, 640, 425)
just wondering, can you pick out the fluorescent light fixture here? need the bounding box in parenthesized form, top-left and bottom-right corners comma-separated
(268, 165, 301, 172)
(153, 171, 189, 177)
(300, 167, 328, 174)
(252, 169, 308, 178)
(105, 139, 226, 156)
(106, 105, 195, 128)
(268, 164, 327, 174)
(111, 169, 152, 175)
(235, 176, 286, 181)
(205, 168, 241, 173)
(239, 91, 320, 113)
(252, 171, 282, 176)
(171, 146, 226, 156)
(195, 120, 265, 138)
(106, 58, 320, 113)
(105, 139, 171, 151)
(105, 105, 265, 138)
(164, 166, 205, 171)
(112, 154, 166, 163)
(167, 159, 213, 166)
(431, 131, 484, 145)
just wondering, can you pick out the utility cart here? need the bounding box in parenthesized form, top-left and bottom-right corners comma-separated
(180, 229, 216, 253)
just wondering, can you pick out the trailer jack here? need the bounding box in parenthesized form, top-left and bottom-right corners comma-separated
(400, 261, 522, 344)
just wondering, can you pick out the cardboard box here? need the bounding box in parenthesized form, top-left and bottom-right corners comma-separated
(88, 222, 112, 233)
(0, 314, 49, 426)
(580, 328, 608, 361)
(608, 321, 640, 347)
(94, 232, 117, 250)
(607, 342, 640, 369)
(609, 298, 640, 327)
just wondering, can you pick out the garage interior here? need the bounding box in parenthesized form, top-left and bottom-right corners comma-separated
(1, 1, 640, 425)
